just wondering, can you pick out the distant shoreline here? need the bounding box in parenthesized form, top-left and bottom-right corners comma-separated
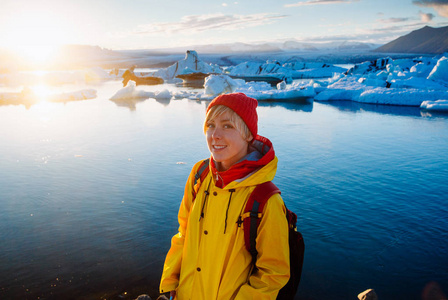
(0, 46, 432, 72)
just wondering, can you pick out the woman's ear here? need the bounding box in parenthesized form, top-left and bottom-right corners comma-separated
(246, 134, 253, 142)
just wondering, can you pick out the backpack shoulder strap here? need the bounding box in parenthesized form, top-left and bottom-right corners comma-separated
(242, 181, 281, 265)
(192, 158, 210, 200)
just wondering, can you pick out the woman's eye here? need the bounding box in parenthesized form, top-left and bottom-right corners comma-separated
(224, 124, 233, 129)
(207, 123, 215, 128)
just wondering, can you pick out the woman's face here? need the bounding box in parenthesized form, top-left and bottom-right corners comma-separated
(206, 111, 250, 172)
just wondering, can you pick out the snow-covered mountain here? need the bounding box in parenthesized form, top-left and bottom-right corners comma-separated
(157, 40, 379, 54)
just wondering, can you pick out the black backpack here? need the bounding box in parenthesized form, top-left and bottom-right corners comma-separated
(193, 159, 305, 299)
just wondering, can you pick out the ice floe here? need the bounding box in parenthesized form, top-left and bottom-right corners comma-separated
(204, 75, 241, 96)
(198, 51, 448, 106)
(0, 68, 119, 86)
(314, 53, 448, 106)
(199, 74, 314, 101)
(110, 51, 448, 106)
(427, 57, 448, 82)
(110, 80, 154, 101)
(0, 87, 97, 108)
(151, 50, 222, 81)
(420, 100, 448, 112)
(2, 49, 448, 109)
(226, 60, 293, 83)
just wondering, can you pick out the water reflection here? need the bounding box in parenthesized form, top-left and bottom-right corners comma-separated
(155, 98, 171, 107)
(109, 97, 147, 111)
(188, 95, 314, 112)
(2, 80, 448, 300)
(175, 80, 205, 89)
(319, 100, 424, 117)
(109, 97, 172, 111)
(175, 72, 209, 88)
(420, 110, 448, 118)
(258, 100, 313, 112)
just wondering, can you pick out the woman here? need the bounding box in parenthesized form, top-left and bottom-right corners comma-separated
(159, 93, 290, 299)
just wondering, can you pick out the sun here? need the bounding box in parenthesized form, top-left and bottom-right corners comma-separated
(3, 10, 71, 65)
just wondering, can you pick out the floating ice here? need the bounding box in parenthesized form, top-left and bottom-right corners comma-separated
(110, 81, 153, 100)
(315, 73, 448, 106)
(49, 89, 97, 102)
(152, 50, 222, 80)
(0, 87, 97, 107)
(201, 74, 314, 101)
(346, 57, 393, 75)
(2, 49, 448, 109)
(226, 60, 293, 83)
(283, 61, 346, 79)
(84, 67, 115, 81)
(357, 89, 448, 106)
(242, 86, 315, 101)
(154, 89, 172, 100)
(390, 77, 447, 90)
(204, 75, 240, 96)
(427, 56, 448, 82)
(109, 81, 175, 108)
(314, 76, 366, 102)
(313, 53, 448, 106)
(420, 100, 448, 112)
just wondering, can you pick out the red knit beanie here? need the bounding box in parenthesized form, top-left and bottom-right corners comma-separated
(207, 93, 258, 139)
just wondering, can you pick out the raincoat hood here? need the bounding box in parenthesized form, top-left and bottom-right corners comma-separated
(211, 135, 276, 189)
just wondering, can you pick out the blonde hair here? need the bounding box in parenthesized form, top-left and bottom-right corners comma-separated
(204, 105, 252, 141)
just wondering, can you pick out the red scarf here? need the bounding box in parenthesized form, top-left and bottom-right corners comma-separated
(210, 135, 275, 188)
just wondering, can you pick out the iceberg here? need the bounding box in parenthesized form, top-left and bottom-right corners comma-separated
(314, 75, 366, 101)
(389, 77, 447, 90)
(0, 87, 97, 108)
(226, 60, 293, 84)
(2, 49, 445, 109)
(242, 86, 315, 101)
(427, 56, 448, 82)
(202, 74, 314, 101)
(345, 57, 393, 75)
(315, 74, 448, 106)
(357, 88, 448, 106)
(283, 61, 346, 79)
(420, 100, 448, 112)
(0, 67, 121, 86)
(313, 53, 448, 107)
(109, 80, 173, 109)
(110, 80, 154, 101)
(84, 67, 116, 81)
(48, 89, 97, 102)
(204, 75, 241, 96)
(151, 50, 222, 81)
(154, 89, 172, 100)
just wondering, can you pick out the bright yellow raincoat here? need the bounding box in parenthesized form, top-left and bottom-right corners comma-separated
(160, 149, 290, 299)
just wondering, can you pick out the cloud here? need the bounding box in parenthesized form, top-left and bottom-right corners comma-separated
(419, 10, 436, 21)
(413, 0, 448, 17)
(285, 0, 359, 8)
(379, 17, 411, 23)
(300, 21, 435, 44)
(133, 13, 288, 35)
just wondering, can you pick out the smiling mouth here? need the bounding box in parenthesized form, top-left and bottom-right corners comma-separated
(213, 145, 226, 150)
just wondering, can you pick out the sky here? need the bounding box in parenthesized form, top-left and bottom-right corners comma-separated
(1, 0, 448, 56)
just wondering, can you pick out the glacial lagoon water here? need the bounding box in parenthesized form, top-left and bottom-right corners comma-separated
(1, 79, 448, 300)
